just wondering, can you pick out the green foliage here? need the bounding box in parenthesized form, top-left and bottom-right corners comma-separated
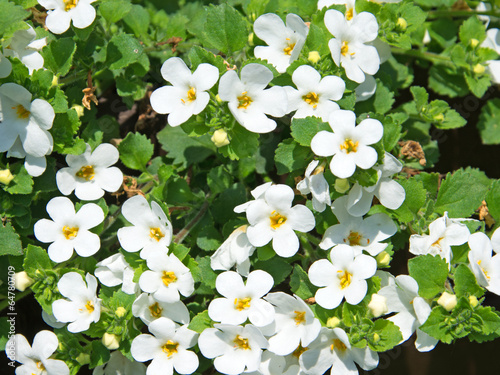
(290, 264, 317, 299)
(0, 222, 23, 256)
(99, 0, 132, 23)
(42, 38, 77, 76)
(478, 99, 500, 145)
(118, 132, 154, 171)
(0, 0, 28, 38)
(106, 34, 144, 71)
(454, 264, 484, 299)
(290, 117, 330, 147)
(274, 139, 312, 175)
(188, 310, 213, 333)
(408, 254, 449, 299)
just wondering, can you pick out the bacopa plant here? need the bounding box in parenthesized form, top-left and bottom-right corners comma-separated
(1, 0, 500, 374)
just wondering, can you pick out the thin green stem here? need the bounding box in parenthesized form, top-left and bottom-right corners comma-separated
(173, 198, 210, 244)
(391, 47, 455, 68)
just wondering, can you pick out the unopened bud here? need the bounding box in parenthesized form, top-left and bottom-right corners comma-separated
(368, 294, 388, 318)
(76, 353, 90, 365)
(71, 104, 85, 118)
(396, 17, 407, 31)
(215, 94, 223, 103)
(326, 316, 341, 328)
(372, 333, 381, 342)
(376, 251, 391, 267)
(51, 76, 59, 87)
(308, 51, 321, 64)
(473, 64, 485, 75)
(334, 178, 349, 193)
(433, 113, 444, 122)
(0, 169, 14, 185)
(211, 129, 230, 147)
(248, 32, 254, 46)
(102, 333, 120, 350)
(14, 271, 34, 292)
(437, 292, 457, 311)
(115, 307, 127, 318)
(469, 295, 479, 308)
(470, 39, 479, 48)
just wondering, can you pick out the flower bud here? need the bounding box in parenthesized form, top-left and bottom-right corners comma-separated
(469, 295, 479, 308)
(76, 353, 90, 365)
(248, 32, 254, 46)
(14, 271, 34, 292)
(51, 76, 59, 87)
(308, 51, 321, 64)
(0, 169, 14, 185)
(473, 64, 485, 75)
(376, 251, 391, 267)
(470, 39, 479, 48)
(437, 291, 457, 311)
(372, 333, 381, 343)
(71, 104, 85, 118)
(396, 17, 407, 31)
(433, 113, 444, 122)
(215, 94, 223, 103)
(102, 333, 120, 350)
(368, 294, 388, 318)
(334, 178, 349, 193)
(115, 307, 127, 318)
(211, 129, 230, 147)
(326, 316, 341, 328)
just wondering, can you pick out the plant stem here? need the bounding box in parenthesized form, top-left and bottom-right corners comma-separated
(391, 47, 455, 68)
(173, 199, 210, 244)
(427, 9, 500, 19)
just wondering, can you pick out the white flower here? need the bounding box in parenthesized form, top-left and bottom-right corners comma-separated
(4, 25, 46, 74)
(38, 0, 97, 34)
(325, 9, 380, 83)
(264, 292, 321, 356)
(409, 212, 470, 266)
(139, 252, 194, 303)
(56, 143, 123, 201)
(117, 195, 173, 259)
(319, 196, 397, 257)
(346, 152, 405, 217)
(218, 63, 288, 133)
(253, 13, 309, 73)
(132, 293, 190, 326)
(6, 331, 69, 375)
(309, 245, 377, 309)
(42, 310, 66, 329)
(234, 182, 272, 213)
(93, 351, 146, 375)
(468, 231, 500, 295)
(52, 272, 101, 333)
(297, 160, 331, 212)
(318, 0, 356, 21)
(311, 110, 383, 178)
(209, 270, 275, 327)
(244, 184, 315, 257)
(481, 28, 500, 84)
(378, 275, 438, 352)
(95, 253, 138, 294)
(34, 196, 104, 263)
(198, 324, 268, 374)
(0, 51, 12, 78)
(300, 327, 378, 375)
(211, 225, 256, 277)
(150, 57, 219, 126)
(0, 82, 54, 177)
(355, 75, 376, 102)
(285, 65, 345, 122)
(131, 318, 199, 375)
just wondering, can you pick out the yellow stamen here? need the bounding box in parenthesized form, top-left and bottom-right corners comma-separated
(149, 302, 163, 318)
(347, 231, 362, 246)
(431, 237, 444, 248)
(338, 270, 352, 289)
(62, 226, 79, 240)
(63, 0, 79, 11)
(330, 338, 347, 352)
(162, 271, 177, 286)
(270, 211, 287, 230)
(346, 8, 354, 21)
(233, 335, 250, 350)
(13, 105, 30, 119)
(477, 260, 490, 280)
(237, 91, 252, 109)
(341, 41, 355, 56)
(149, 227, 165, 242)
(292, 344, 308, 358)
(75, 165, 95, 181)
(85, 300, 94, 313)
(302, 92, 319, 109)
(293, 310, 306, 325)
(234, 297, 251, 311)
(162, 340, 179, 357)
(283, 42, 296, 55)
(339, 139, 358, 154)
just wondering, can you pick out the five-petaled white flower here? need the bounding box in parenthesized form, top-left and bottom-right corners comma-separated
(208, 270, 275, 327)
(38, 0, 97, 34)
(4, 25, 46, 74)
(468, 229, 500, 296)
(56, 143, 123, 201)
(131, 317, 199, 375)
(218, 63, 288, 133)
(117, 195, 173, 259)
(253, 13, 309, 73)
(311, 110, 383, 178)
(0, 82, 54, 177)
(243, 184, 316, 257)
(296, 160, 331, 212)
(318, 0, 356, 21)
(132, 293, 190, 326)
(34, 196, 104, 263)
(150, 57, 219, 126)
(93, 350, 147, 375)
(94, 253, 138, 294)
(285, 65, 345, 122)
(309, 245, 377, 309)
(52, 272, 101, 333)
(324, 9, 380, 83)
(6, 330, 69, 375)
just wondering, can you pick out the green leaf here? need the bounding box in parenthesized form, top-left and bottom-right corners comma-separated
(464, 73, 491, 98)
(42, 38, 76, 76)
(368, 319, 404, 352)
(207, 166, 233, 195)
(99, 0, 132, 23)
(4, 164, 33, 195)
(254, 257, 292, 285)
(274, 139, 312, 175)
(221, 125, 260, 160)
(454, 264, 484, 299)
(435, 168, 491, 217)
(197, 256, 217, 289)
(89, 341, 110, 369)
(51, 109, 86, 154)
(0, 222, 23, 256)
(477, 98, 500, 145)
(210, 183, 247, 224)
(202, 3, 248, 54)
(393, 178, 426, 223)
(428, 65, 469, 98)
(419, 306, 454, 344)
(123, 4, 150, 38)
(290, 117, 330, 147)
(22, 245, 52, 277)
(486, 180, 500, 222)
(196, 226, 223, 251)
(106, 34, 144, 71)
(290, 264, 317, 299)
(0, 0, 28, 38)
(408, 254, 449, 299)
(188, 46, 226, 74)
(188, 310, 213, 333)
(170, 242, 190, 261)
(459, 16, 486, 46)
(118, 132, 154, 171)
(475, 306, 500, 335)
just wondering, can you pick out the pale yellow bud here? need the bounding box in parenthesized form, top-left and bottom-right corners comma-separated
(473, 64, 485, 75)
(376, 251, 391, 267)
(308, 51, 321, 64)
(76, 353, 90, 365)
(470, 39, 479, 48)
(215, 94, 223, 103)
(0, 169, 14, 185)
(102, 333, 120, 350)
(14, 271, 34, 292)
(437, 292, 457, 311)
(368, 294, 388, 318)
(326, 316, 341, 328)
(469, 295, 479, 308)
(372, 333, 381, 342)
(334, 178, 349, 193)
(396, 18, 407, 31)
(51, 75, 59, 87)
(115, 307, 127, 318)
(211, 129, 230, 147)
(248, 32, 254, 46)
(71, 104, 85, 118)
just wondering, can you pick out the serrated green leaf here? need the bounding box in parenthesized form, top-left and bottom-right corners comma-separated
(23, 244, 52, 277)
(207, 166, 233, 195)
(408, 254, 448, 298)
(118, 132, 154, 171)
(290, 264, 317, 299)
(419, 306, 454, 344)
(89, 340, 110, 369)
(0, 0, 28, 38)
(254, 257, 292, 285)
(99, 0, 132, 23)
(275, 139, 312, 175)
(368, 319, 403, 352)
(188, 46, 226, 74)
(428, 65, 469, 98)
(459, 16, 486, 46)
(464, 73, 491, 98)
(188, 310, 213, 333)
(4, 164, 33, 195)
(393, 178, 426, 223)
(197, 226, 223, 251)
(290, 117, 330, 147)
(106, 34, 144, 71)
(42, 38, 76, 76)
(0, 222, 23, 256)
(454, 264, 484, 299)
(475, 306, 500, 335)
(51, 109, 85, 154)
(478, 98, 500, 145)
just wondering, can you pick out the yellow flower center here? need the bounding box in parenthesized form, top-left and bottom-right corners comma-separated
(234, 297, 251, 311)
(162, 271, 177, 286)
(341, 41, 355, 57)
(339, 139, 358, 154)
(149, 302, 163, 318)
(64, 0, 79, 11)
(338, 270, 352, 289)
(76, 165, 95, 181)
(292, 344, 308, 358)
(293, 310, 306, 325)
(346, 231, 362, 246)
(346, 8, 354, 21)
(13, 105, 30, 119)
(85, 300, 95, 313)
(62, 225, 79, 240)
(331, 338, 347, 352)
(149, 227, 165, 242)
(233, 335, 250, 350)
(431, 237, 444, 248)
(181, 87, 197, 104)
(477, 260, 490, 280)
(269, 211, 287, 230)
(162, 340, 179, 357)
(302, 92, 319, 109)
(283, 39, 296, 55)
(36, 360, 45, 370)
(237, 91, 253, 109)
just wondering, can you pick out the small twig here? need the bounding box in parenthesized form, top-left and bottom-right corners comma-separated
(173, 200, 210, 244)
